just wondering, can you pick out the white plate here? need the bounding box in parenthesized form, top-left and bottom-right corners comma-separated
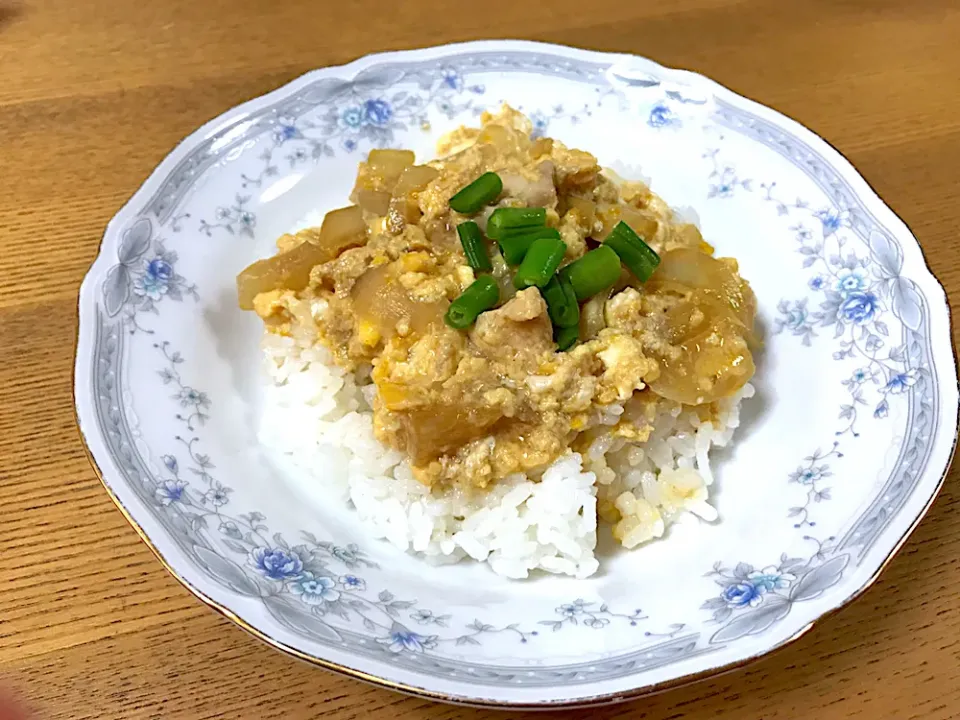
(75, 41, 958, 708)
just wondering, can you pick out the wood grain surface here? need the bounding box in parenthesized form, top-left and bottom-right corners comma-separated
(1, 0, 958, 717)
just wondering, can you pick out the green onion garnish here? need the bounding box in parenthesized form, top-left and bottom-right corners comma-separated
(498, 227, 561, 265)
(448, 172, 503, 214)
(559, 245, 622, 302)
(603, 221, 661, 281)
(555, 324, 579, 352)
(456, 221, 492, 272)
(486, 207, 546, 239)
(542, 274, 580, 328)
(514, 237, 567, 290)
(444, 275, 500, 329)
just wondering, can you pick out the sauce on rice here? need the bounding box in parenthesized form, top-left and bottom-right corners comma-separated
(239, 107, 757, 545)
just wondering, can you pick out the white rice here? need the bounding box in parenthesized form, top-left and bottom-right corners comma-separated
(259, 330, 753, 579)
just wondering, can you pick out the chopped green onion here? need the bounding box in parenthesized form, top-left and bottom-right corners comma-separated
(498, 227, 561, 265)
(514, 237, 567, 290)
(456, 221, 492, 272)
(444, 275, 500, 329)
(604, 221, 661, 281)
(559, 245, 622, 302)
(542, 275, 580, 328)
(555, 324, 579, 352)
(449, 172, 503, 214)
(486, 207, 546, 239)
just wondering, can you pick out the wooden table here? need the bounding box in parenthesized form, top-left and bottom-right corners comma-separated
(2, 0, 959, 717)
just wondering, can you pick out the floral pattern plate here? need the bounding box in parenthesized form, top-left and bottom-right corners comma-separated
(75, 41, 959, 708)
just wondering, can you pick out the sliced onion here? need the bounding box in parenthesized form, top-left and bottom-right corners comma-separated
(579, 287, 611, 340)
(649, 316, 755, 405)
(351, 264, 447, 338)
(393, 165, 439, 196)
(567, 195, 597, 228)
(595, 203, 621, 239)
(367, 149, 415, 184)
(490, 249, 517, 304)
(620, 206, 659, 242)
(318, 205, 367, 253)
(648, 248, 757, 333)
(238, 241, 329, 310)
(351, 150, 416, 199)
(397, 404, 503, 467)
(356, 190, 391, 216)
(673, 223, 705, 250)
(236, 205, 367, 310)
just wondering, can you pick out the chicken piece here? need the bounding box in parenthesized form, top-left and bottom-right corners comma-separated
(499, 161, 558, 210)
(550, 142, 600, 192)
(310, 245, 380, 296)
(375, 336, 506, 472)
(426, 107, 555, 225)
(419, 144, 489, 223)
(500, 287, 545, 322)
(469, 288, 555, 372)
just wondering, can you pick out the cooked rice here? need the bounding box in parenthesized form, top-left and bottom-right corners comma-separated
(259, 330, 752, 579)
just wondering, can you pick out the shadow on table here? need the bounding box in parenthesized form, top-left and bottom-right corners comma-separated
(0, 3, 22, 31)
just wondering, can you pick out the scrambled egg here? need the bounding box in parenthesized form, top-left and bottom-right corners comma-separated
(243, 106, 757, 537)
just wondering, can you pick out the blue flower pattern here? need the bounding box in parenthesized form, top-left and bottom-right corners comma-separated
(701, 139, 923, 632)
(250, 546, 305, 581)
(155, 479, 187, 506)
(835, 270, 865, 294)
(378, 627, 438, 653)
(441, 68, 463, 91)
(815, 208, 844, 235)
(838, 291, 878, 324)
(529, 111, 549, 138)
(884, 369, 918, 394)
(198, 194, 257, 238)
(134, 257, 176, 301)
(196, 69, 486, 235)
(272, 117, 303, 145)
(513, 102, 595, 140)
(702, 553, 811, 623)
(645, 90, 707, 128)
(647, 103, 678, 128)
(785, 444, 841, 528)
(339, 574, 366, 591)
(361, 99, 393, 126)
(721, 582, 762, 608)
(703, 148, 753, 198)
(690, 162, 924, 437)
(291, 573, 341, 604)
(102, 220, 198, 333)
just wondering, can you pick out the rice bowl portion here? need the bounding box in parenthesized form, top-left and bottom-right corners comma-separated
(240, 106, 759, 579)
(260, 330, 753, 578)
